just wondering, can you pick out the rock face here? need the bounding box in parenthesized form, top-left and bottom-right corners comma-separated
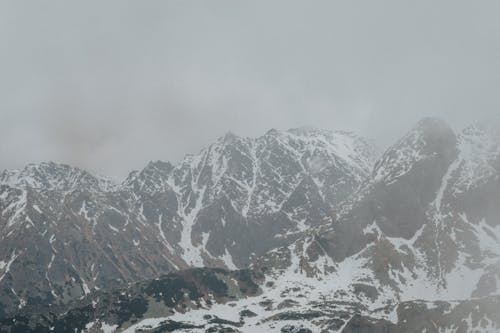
(0, 128, 376, 317)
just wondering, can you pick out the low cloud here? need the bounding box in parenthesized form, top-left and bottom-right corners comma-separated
(1, 0, 499, 177)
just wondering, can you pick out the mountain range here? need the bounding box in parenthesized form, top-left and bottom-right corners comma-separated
(0, 118, 499, 332)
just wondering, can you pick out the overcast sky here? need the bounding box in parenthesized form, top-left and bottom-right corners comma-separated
(1, 0, 500, 178)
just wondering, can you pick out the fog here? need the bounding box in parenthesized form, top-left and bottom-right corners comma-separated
(1, 0, 500, 177)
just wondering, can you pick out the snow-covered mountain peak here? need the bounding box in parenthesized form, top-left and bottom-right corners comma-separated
(372, 118, 457, 185)
(274, 127, 378, 176)
(264, 128, 281, 136)
(0, 162, 114, 193)
(122, 160, 174, 193)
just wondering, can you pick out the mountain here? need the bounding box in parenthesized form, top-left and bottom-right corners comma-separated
(150, 127, 376, 268)
(8, 118, 499, 332)
(0, 162, 182, 318)
(0, 128, 376, 318)
(234, 118, 500, 330)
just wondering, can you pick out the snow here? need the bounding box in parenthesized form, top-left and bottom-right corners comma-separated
(0, 251, 19, 282)
(172, 161, 207, 266)
(108, 224, 119, 233)
(78, 201, 92, 222)
(81, 280, 91, 295)
(33, 204, 43, 214)
(220, 248, 238, 270)
(461, 214, 500, 258)
(434, 158, 461, 216)
(100, 322, 118, 333)
(156, 214, 174, 253)
(363, 220, 382, 237)
(4, 189, 27, 227)
(47, 254, 55, 270)
(84, 322, 95, 331)
(0, 162, 115, 193)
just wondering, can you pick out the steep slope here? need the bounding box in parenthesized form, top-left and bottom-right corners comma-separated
(0, 128, 376, 318)
(158, 127, 376, 268)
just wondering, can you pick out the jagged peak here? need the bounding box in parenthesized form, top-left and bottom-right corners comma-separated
(264, 128, 282, 137)
(0, 161, 114, 192)
(125, 160, 174, 181)
(372, 118, 457, 184)
(174, 126, 377, 181)
(122, 160, 174, 192)
(286, 126, 372, 148)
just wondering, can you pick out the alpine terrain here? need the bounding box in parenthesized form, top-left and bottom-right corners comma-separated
(1, 119, 499, 332)
(0, 127, 375, 319)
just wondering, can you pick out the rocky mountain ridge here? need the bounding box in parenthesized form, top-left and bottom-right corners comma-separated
(0, 127, 376, 318)
(2, 118, 499, 332)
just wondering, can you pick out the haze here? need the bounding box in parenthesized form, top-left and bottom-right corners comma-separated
(1, 0, 500, 178)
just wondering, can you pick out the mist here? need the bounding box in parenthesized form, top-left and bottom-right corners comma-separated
(1, 0, 500, 178)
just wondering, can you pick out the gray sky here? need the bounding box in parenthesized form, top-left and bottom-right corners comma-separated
(1, 0, 500, 178)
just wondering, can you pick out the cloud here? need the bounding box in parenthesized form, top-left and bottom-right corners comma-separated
(1, 0, 499, 177)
